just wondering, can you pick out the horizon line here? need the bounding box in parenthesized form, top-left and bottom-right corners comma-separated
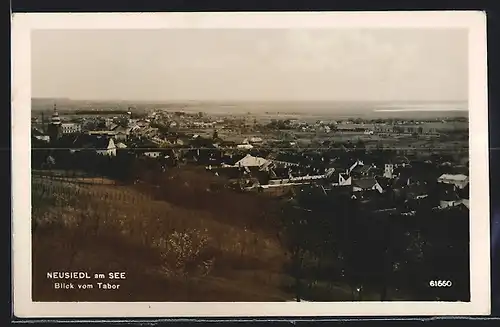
(32, 98, 469, 103)
(374, 108, 468, 112)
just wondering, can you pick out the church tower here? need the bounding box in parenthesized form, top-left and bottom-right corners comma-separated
(47, 103, 62, 143)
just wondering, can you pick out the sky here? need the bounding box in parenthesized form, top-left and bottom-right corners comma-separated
(31, 29, 468, 103)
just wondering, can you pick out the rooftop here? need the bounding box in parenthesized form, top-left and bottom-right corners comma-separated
(438, 174, 469, 181)
(352, 178, 379, 189)
(234, 154, 270, 167)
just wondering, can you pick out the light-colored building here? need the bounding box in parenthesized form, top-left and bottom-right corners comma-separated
(95, 138, 117, 157)
(383, 163, 394, 179)
(234, 154, 270, 167)
(237, 144, 254, 150)
(439, 200, 460, 209)
(34, 135, 50, 142)
(339, 173, 352, 186)
(249, 137, 263, 144)
(437, 174, 469, 189)
(144, 151, 162, 158)
(88, 130, 117, 136)
(61, 123, 82, 134)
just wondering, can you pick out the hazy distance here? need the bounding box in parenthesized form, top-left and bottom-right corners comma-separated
(32, 28, 468, 110)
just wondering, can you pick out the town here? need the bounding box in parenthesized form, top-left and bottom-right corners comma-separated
(32, 103, 469, 206)
(31, 101, 470, 302)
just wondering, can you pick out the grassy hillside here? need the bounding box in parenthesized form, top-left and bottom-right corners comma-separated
(32, 172, 295, 301)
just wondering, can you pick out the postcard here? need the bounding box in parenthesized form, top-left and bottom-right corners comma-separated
(11, 11, 490, 317)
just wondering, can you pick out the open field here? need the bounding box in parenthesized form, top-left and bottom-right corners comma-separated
(33, 170, 117, 185)
(335, 122, 468, 130)
(32, 174, 292, 301)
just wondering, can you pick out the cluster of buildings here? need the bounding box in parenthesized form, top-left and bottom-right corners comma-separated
(204, 150, 469, 215)
(31, 105, 270, 157)
(32, 105, 154, 155)
(32, 104, 470, 216)
(264, 117, 466, 137)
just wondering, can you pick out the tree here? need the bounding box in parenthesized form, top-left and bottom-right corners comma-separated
(113, 116, 129, 127)
(95, 119, 107, 130)
(355, 138, 365, 149)
(280, 200, 314, 301)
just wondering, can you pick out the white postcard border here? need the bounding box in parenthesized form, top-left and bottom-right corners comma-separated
(11, 11, 490, 318)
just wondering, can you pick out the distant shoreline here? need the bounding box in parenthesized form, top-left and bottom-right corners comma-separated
(31, 98, 468, 119)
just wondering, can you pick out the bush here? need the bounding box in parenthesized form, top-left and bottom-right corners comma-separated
(152, 229, 215, 278)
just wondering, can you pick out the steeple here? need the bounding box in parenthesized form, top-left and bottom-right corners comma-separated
(48, 103, 62, 142)
(51, 103, 61, 125)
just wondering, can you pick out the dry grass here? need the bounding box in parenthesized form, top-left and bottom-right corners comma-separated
(32, 173, 290, 301)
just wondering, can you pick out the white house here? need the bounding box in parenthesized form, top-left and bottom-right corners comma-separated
(439, 200, 460, 209)
(34, 135, 50, 142)
(437, 174, 469, 189)
(338, 173, 352, 186)
(61, 123, 82, 134)
(236, 144, 254, 150)
(95, 137, 116, 156)
(249, 137, 263, 144)
(234, 154, 270, 167)
(144, 151, 162, 158)
(383, 163, 394, 179)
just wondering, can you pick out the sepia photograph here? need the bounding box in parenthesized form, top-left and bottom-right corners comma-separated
(12, 12, 490, 317)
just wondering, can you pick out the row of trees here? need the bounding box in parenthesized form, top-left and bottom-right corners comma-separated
(32, 149, 149, 182)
